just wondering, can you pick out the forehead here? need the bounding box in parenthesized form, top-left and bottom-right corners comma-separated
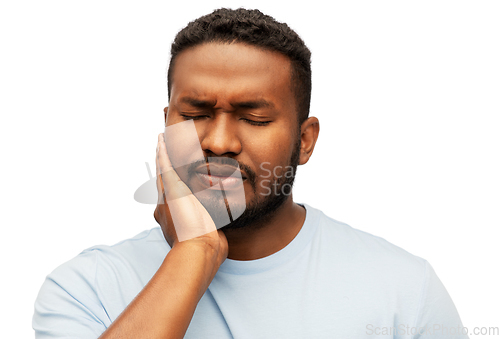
(170, 42, 294, 108)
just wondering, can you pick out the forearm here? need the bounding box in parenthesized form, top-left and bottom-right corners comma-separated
(99, 243, 219, 339)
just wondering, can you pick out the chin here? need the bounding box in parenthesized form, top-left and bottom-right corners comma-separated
(219, 190, 291, 232)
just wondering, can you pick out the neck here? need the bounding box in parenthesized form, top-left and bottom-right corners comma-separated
(222, 196, 306, 260)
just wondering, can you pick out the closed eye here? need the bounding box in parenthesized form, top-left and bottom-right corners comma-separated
(180, 114, 209, 121)
(181, 114, 270, 126)
(241, 118, 271, 126)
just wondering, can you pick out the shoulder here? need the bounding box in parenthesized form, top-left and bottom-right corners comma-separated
(307, 204, 427, 269)
(303, 204, 466, 330)
(48, 227, 168, 284)
(34, 228, 169, 329)
(304, 204, 429, 295)
(81, 227, 168, 274)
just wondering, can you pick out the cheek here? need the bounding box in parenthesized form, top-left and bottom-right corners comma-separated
(243, 130, 295, 181)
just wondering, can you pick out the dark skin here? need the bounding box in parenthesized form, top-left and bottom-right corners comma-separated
(155, 42, 319, 260)
(100, 42, 319, 339)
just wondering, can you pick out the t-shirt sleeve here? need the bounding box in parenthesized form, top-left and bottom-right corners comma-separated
(412, 260, 468, 339)
(32, 250, 109, 338)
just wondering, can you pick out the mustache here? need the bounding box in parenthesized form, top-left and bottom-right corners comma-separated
(187, 156, 257, 189)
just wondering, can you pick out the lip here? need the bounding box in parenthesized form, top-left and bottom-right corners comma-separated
(194, 164, 246, 190)
(195, 173, 244, 190)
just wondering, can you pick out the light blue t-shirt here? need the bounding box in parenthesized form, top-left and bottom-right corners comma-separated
(33, 204, 467, 338)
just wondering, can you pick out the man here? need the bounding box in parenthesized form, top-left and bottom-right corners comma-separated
(33, 8, 467, 338)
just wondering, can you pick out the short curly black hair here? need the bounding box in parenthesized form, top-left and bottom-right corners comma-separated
(167, 8, 312, 125)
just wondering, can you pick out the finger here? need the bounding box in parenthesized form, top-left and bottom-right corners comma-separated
(157, 133, 173, 173)
(155, 134, 166, 205)
(157, 132, 193, 201)
(156, 132, 216, 242)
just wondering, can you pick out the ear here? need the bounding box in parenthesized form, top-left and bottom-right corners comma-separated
(298, 117, 320, 165)
(163, 107, 169, 126)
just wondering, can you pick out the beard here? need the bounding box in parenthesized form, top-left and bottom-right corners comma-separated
(187, 133, 302, 233)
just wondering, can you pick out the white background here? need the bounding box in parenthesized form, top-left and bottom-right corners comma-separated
(1, 0, 499, 337)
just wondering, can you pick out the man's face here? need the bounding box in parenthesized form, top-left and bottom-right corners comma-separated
(166, 42, 300, 229)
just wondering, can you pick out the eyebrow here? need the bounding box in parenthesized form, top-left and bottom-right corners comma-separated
(180, 97, 217, 108)
(232, 99, 274, 110)
(179, 97, 274, 110)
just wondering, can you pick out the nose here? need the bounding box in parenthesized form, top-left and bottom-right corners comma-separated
(200, 114, 242, 156)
